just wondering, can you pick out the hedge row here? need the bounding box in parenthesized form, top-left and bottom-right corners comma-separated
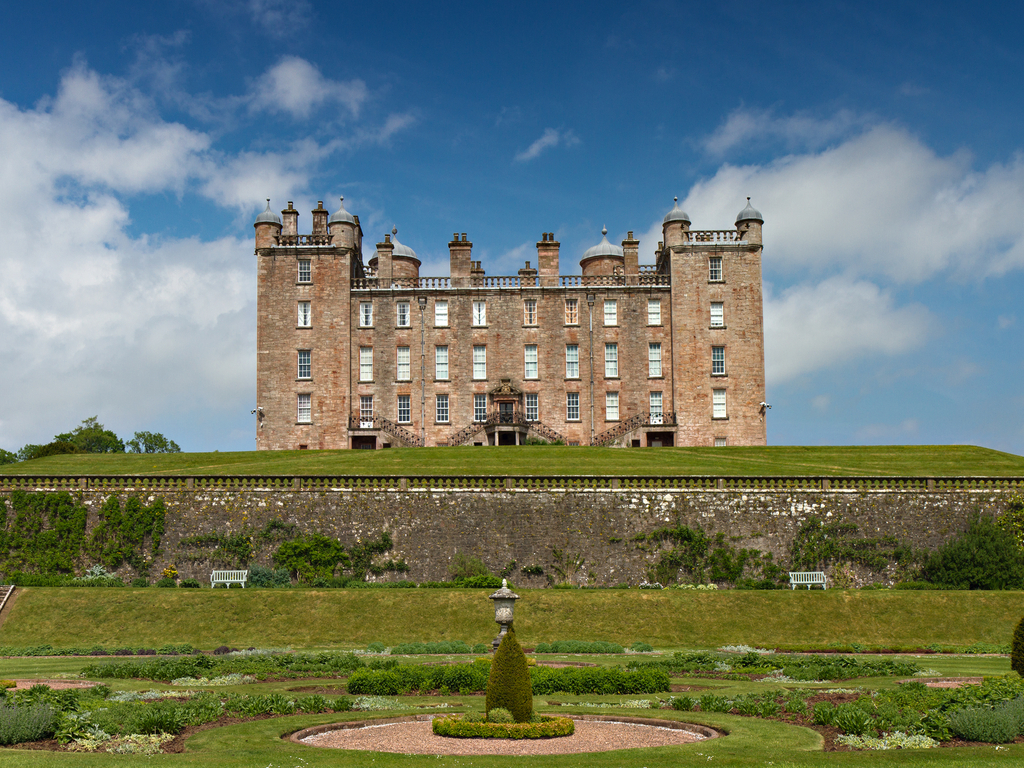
(431, 715, 574, 739)
(80, 651, 363, 682)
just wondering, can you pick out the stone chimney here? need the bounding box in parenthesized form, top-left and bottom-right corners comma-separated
(449, 232, 472, 287)
(537, 232, 560, 287)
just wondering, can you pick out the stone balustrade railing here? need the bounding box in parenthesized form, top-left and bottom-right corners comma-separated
(277, 234, 332, 246)
(686, 230, 746, 243)
(351, 274, 671, 290)
(1, 475, 1022, 492)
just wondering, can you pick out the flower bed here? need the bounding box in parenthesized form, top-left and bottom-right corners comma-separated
(431, 714, 575, 739)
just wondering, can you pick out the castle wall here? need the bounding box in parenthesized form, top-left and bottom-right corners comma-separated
(3, 483, 1012, 586)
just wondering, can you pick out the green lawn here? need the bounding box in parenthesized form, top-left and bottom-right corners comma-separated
(2, 587, 1021, 651)
(2, 444, 1023, 477)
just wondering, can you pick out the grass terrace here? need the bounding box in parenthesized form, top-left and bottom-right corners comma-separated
(2, 444, 1023, 477)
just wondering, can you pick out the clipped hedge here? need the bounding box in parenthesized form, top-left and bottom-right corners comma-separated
(533, 640, 624, 654)
(432, 714, 574, 739)
(529, 666, 669, 695)
(346, 662, 490, 695)
(486, 628, 532, 723)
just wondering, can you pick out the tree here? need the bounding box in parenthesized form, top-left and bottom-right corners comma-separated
(1012, 615, 1024, 678)
(54, 417, 124, 454)
(485, 627, 533, 723)
(126, 431, 181, 453)
(0, 449, 17, 465)
(924, 514, 1024, 589)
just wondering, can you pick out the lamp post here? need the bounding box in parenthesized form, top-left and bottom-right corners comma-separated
(250, 407, 263, 447)
(418, 295, 428, 446)
(586, 293, 596, 445)
(488, 579, 520, 652)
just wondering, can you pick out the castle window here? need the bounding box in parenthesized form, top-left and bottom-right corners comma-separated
(715, 437, 727, 447)
(604, 299, 617, 326)
(648, 343, 662, 377)
(606, 391, 619, 421)
(474, 393, 487, 422)
(650, 391, 663, 421)
(565, 298, 579, 325)
(297, 301, 311, 327)
(604, 343, 618, 378)
(712, 346, 725, 376)
(434, 300, 448, 327)
(713, 389, 727, 419)
(647, 299, 661, 325)
(396, 346, 410, 381)
(359, 302, 373, 327)
(711, 302, 724, 327)
(396, 301, 410, 327)
(473, 300, 487, 326)
(473, 345, 487, 379)
(297, 393, 311, 423)
(436, 394, 449, 423)
(297, 350, 311, 380)
(435, 346, 449, 379)
(524, 344, 538, 379)
(359, 347, 373, 381)
(360, 395, 374, 424)
(709, 256, 723, 282)
(566, 392, 580, 421)
(565, 344, 579, 379)
(525, 393, 539, 421)
(524, 299, 537, 325)
(397, 395, 411, 423)
(297, 260, 311, 283)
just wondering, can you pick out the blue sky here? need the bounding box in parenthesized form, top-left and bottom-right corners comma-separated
(1, 1, 1023, 455)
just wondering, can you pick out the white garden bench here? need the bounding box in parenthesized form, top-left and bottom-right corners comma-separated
(788, 571, 827, 590)
(210, 570, 248, 588)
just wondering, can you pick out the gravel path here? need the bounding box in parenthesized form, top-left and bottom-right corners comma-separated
(297, 716, 713, 756)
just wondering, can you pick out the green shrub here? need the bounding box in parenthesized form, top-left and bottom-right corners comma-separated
(365, 642, 386, 653)
(833, 703, 873, 735)
(155, 577, 176, 588)
(448, 553, 491, 580)
(533, 640, 623, 654)
(432, 714, 573, 739)
(332, 696, 352, 711)
(924, 514, 1024, 589)
(130, 578, 148, 587)
(487, 707, 514, 723)
(698, 694, 730, 713)
(529, 666, 669, 695)
(948, 702, 1022, 743)
(1012, 615, 1024, 678)
(812, 702, 836, 725)
(0, 703, 56, 744)
(671, 695, 694, 711)
(630, 641, 653, 652)
(248, 566, 292, 588)
(179, 578, 201, 589)
(486, 628, 533, 723)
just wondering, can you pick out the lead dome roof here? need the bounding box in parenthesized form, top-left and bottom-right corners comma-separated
(736, 198, 763, 223)
(328, 196, 356, 225)
(663, 197, 691, 224)
(582, 227, 624, 260)
(254, 199, 282, 225)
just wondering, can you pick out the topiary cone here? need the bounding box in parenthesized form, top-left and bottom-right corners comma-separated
(1012, 614, 1024, 678)
(485, 625, 533, 723)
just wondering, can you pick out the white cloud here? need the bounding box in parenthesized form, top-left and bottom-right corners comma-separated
(514, 128, 579, 162)
(703, 107, 866, 156)
(248, 56, 368, 119)
(763, 277, 932, 384)
(681, 119, 1024, 282)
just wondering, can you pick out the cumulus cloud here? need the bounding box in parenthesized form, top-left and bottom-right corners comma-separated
(514, 128, 580, 162)
(680, 119, 1024, 282)
(248, 56, 368, 119)
(763, 277, 932, 384)
(703, 107, 868, 156)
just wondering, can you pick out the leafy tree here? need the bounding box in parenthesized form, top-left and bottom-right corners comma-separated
(997, 494, 1024, 551)
(1012, 615, 1024, 678)
(485, 626, 533, 723)
(273, 534, 349, 582)
(0, 449, 18, 465)
(448, 552, 491, 580)
(126, 431, 181, 453)
(924, 514, 1024, 589)
(53, 417, 124, 454)
(18, 441, 78, 461)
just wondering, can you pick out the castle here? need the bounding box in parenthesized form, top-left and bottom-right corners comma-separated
(254, 197, 767, 449)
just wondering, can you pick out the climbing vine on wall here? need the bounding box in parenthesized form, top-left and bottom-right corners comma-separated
(789, 516, 916, 572)
(0, 491, 164, 577)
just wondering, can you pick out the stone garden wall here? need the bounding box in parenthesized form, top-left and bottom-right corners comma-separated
(1, 476, 1020, 586)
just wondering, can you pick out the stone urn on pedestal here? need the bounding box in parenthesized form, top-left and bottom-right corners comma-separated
(488, 579, 519, 652)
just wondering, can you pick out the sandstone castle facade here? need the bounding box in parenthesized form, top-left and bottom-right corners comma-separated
(254, 197, 767, 449)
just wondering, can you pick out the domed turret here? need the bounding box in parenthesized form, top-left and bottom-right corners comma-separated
(254, 199, 282, 249)
(662, 196, 690, 249)
(735, 197, 763, 245)
(369, 226, 420, 280)
(328, 196, 356, 225)
(389, 226, 418, 259)
(254, 199, 282, 226)
(663, 197, 691, 225)
(328, 196, 357, 248)
(580, 227, 625, 276)
(735, 197, 763, 224)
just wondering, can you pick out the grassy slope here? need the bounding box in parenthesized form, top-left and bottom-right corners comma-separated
(2, 588, 1021, 649)
(2, 444, 1024, 477)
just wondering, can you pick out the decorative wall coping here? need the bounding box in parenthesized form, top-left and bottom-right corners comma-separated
(0, 475, 1022, 492)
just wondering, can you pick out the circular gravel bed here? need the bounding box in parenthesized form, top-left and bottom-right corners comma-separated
(292, 715, 717, 756)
